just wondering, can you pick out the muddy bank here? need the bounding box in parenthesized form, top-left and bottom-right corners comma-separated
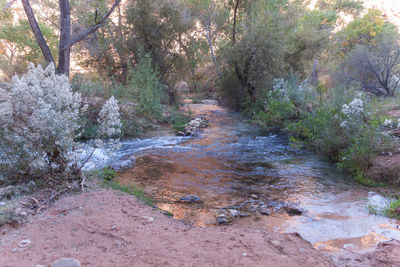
(0, 190, 333, 267)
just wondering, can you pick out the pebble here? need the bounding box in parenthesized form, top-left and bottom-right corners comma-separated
(50, 258, 81, 267)
(270, 240, 281, 247)
(18, 239, 31, 248)
(141, 216, 154, 223)
(179, 195, 201, 203)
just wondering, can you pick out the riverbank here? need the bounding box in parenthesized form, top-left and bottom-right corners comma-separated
(0, 190, 333, 266)
(1, 189, 399, 266)
(1, 103, 400, 266)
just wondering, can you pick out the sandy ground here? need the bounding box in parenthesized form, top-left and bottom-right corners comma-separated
(0, 190, 335, 267)
(0, 190, 400, 266)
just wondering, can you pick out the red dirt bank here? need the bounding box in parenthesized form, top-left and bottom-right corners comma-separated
(0, 190, 399, 266)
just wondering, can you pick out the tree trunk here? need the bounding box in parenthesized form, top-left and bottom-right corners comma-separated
(22, 0, 122, 76)
(57, 0, 71, 76)
(232, 0, 240, 44)
(21, 0, 55, 64)
(206, 22, 222, 80)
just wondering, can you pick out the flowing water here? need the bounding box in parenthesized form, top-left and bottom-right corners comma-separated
(91, 104, 400, 254)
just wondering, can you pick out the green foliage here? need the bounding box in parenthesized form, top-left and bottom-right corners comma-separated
(385, 196, 400, 218)
(108, 182, 154, 206)
(127, 52, 164, 120)
(252, 100, 297, 131)
(0, 210, 18, 227)
(251, 76, 392, 183)
(169, 111, 192, 132)
(0, 6, 58, 79)
(96, 167, 153, 206)
(97, 167, 117, 182)
(338, 9, 397, 55)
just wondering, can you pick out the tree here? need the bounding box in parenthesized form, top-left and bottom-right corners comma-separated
(79, 0, 201, 86)
(342, 31, 400, 96)
(19, 0, 122, 76)
(337, 9, 396, 56)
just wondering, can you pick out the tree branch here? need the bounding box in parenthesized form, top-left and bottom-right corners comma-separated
(2, 0, 17, 9)
(21, 0, 55, 64)
(69, 0, 122, 48)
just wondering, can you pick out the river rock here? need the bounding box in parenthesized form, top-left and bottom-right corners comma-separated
(284, 206, 302, 216)
(176, 81, 190, 93)
(259, 208, 271, 216)
(50, 258, 81, 267)
(201, 99, 219, 105)
(179, 195, 201, 203)
(176, 131, 186, 136)
(183, 118, 208, 136)
(228, 209, 240, 217)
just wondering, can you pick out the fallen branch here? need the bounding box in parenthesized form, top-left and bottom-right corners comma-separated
(47, 189, 68, 205)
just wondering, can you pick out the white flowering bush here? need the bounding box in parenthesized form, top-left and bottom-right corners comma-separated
(98, 96, 122, 138)
(0, 63, 121, 180)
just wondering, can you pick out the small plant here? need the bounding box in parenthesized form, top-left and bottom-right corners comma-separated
(96, 168, 153, 206)
(107, 181, 153, 206)
(170, 111, 192, 132)
(97, 167, 116, 182)
(385, 196, 400, 218)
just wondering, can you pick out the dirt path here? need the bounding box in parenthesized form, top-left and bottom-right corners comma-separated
(0, 190, 335, 267)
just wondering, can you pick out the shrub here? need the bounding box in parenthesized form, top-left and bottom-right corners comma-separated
(0, 63, 121, 181)
(169, 111, 192, 132)
(126, 53, 164, 120)
(252, 77, 392, 182)
(386, 196, 400, 218)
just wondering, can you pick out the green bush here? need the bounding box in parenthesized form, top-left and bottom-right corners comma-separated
(251, 78, 392, 183)
(386, 196, 400, 218)
(126, 52, 165, 120)
(97, 167, 117, 182)
(169, 111, 192, 132)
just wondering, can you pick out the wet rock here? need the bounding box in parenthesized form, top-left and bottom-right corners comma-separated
(183, 118, 208, 136)
(285, 206, 302, 216)
(50, 258, 81, 267)
(176, 131, 186, 136)
(0, 201, 5, 206)
(216, 213, 233, 224)
(179, 195, 201, 203)
(259, 208, 271, 216)
(217, 217, 229, 224)
(228, 209, 240, 217)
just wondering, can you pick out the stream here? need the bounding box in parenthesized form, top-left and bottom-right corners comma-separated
(87, 104, 400, 254)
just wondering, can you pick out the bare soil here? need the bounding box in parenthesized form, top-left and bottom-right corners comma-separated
(0, 190, 334, 267)
(0, 190, 400, 266)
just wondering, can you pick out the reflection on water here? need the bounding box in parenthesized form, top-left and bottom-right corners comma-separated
(116, 104, 400, 253)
